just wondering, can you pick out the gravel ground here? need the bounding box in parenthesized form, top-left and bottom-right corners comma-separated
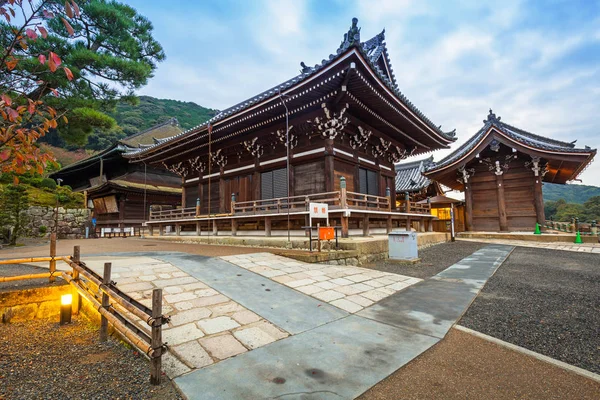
(0, 318, 182, 400)
(0, 263, 67, 292)
(460, 246, 600, 374)
(358, 328, 600, 400)
(364, 240, 488, 279)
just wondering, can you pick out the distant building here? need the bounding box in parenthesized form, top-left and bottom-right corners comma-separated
(424, 110, 596, 232)
(50, 118, 183, 232)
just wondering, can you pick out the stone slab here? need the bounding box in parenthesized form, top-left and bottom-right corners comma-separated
(175, 315, 439, 400)
(155, 254, 348, 334)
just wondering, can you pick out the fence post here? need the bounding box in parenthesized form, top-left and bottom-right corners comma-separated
(196, 198, 201, 217)
(405, 192, 411, 213)
(72, 246, 81, 314)
(150, 288, 163, 385)
(100, 262, 111, 342)
(49, 232, 56, 283)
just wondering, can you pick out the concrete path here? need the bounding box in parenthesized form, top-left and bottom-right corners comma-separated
(459, 238, 600, 253)
(175, 244, 514, 399)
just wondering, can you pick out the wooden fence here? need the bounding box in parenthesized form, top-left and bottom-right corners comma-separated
(0, 236, 167, 385)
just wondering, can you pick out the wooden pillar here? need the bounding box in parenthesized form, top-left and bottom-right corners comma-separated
(150, 288, 163, 385)
(175, 224, 181, 236)
(404, 192, 411, 213)
(149, 224, 154, 236)
(427, 218, 433, 232)
(219, 167, 225, 213)
(212, 219, 218, 236)
(49, 232, 56, 283)
(386, 215, 392, 233)
(100, 262, 111, 342)
(265, 216, 272, 237)
(159, 224, 163, 236)
(362, 215, 369, 237)
(340, 176, 349, 238)
(181, 178, 186, 207)
(418, 219, 425, 232)
(72, 246, 81, 314)
(406, 216, 412, 231)
(231, 219, 238, 236)
(496, 174, 508, 231)
(253, 160, 261, 200)
(196, 221, 201, 236)
(464, 183, 474, 231)
(324, 139, 335, 192)
(533, 176, 545, 227)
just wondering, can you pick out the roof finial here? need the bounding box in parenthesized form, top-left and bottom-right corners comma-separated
(485, 109, 501, 124)
(337, 17, 361, 53)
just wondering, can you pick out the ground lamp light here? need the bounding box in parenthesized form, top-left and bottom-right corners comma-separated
(60, 294, 72, 325)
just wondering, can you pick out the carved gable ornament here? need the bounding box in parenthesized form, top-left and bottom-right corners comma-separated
(371, 137, 391, 159)
(309, 103, 349, 140)
(188, 156, 206, 173)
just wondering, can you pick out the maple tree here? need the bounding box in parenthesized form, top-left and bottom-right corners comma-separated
(0, 0, 79, 178)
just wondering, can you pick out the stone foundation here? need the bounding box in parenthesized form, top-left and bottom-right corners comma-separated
(0, 284, 75, 323)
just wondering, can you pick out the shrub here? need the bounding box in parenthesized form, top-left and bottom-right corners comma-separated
(38, 225, 47, 236)
(40, 178, 57, 190)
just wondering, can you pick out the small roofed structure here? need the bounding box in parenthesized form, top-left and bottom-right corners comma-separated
(424, 110, 596, 232)
(50, 118, 183, 232)
(417, 195, 465, 232)
(395, 156, 442, 200)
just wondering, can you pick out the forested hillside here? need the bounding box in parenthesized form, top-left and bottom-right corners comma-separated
(111, 96, 218, 135)
(543, 183, 600, 204)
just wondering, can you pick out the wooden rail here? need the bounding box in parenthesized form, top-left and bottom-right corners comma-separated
(233, 192, 341, 215)
(346, 191, 390, 211)
(0, 241, 168, 385)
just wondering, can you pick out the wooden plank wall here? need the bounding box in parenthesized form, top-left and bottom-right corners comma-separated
(294, 161, 325, 196)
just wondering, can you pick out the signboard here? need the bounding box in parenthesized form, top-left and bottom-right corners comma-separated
(309, 203, 328, 219)
(319, 227, 335, 240)
(309, 202, 329, 228)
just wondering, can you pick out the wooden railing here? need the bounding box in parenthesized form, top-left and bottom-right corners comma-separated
(397, 200, 431, 214)
(148, 190, 433, 221)
(233, 192, 341, 215)
(346, 191, 390, 211)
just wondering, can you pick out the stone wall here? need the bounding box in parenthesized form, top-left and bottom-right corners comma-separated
(0, 284, 74, 323)
(25, 206, 90, 239)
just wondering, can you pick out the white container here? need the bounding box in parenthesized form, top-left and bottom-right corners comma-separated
(388, 231, 418, 261)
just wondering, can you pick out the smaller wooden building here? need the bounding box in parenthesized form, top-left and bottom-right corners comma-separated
(424, 110, 596, 232)
(394, 156, 442, 204)
(50, 118, 183, 231)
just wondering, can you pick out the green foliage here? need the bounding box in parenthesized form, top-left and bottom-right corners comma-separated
(543, 183, 600, 204)
(0, 185, 30, 245)
(6, 0, 165, 145)
(40, 178, 57, 190)
(86, 126, 127, 151)
(545, 196, 600, 223)
(38, 225, 47, 236)
(109, 96, 218, 135)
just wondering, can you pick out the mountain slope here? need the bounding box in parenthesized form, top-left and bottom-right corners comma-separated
(543, 183, 600, 204)
(112, 95, 218, 135)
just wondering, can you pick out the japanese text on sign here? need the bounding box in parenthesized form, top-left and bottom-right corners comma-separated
(309, 202, 328, 218)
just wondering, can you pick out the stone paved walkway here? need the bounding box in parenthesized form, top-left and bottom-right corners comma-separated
(175, 244, 515, 399)
(68, 256, 289, 378)
(459, 238, 600, 253)
(221, 253, 421, 313)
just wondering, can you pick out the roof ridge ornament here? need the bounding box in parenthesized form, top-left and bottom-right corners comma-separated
(485, 109, 501, 124)
(337, 17, 361, 53)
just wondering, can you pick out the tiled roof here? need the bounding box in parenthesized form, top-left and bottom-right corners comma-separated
(427, 110, 596, 172)
(395, 156, 434, 192)
(119, 118, 182, 147)
(124, 18, 455, 158)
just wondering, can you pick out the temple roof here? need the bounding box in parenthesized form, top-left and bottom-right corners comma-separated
(395, 156, 434, 192)
(427, 110, 595, 173)
(124, 18, 455, 159)
(120, 118, 182, 147)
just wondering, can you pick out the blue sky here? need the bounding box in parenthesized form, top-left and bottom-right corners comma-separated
(125, 0, 600, 186)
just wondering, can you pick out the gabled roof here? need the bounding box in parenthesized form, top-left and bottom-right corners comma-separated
(395, 156, 434, 192)
(427, 110, 595, 174)
(124, 18, 456, 159)
(119, 118, 182, 147)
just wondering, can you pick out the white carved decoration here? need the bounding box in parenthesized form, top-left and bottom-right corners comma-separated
(272, 125, 297, 149)
(349, 126, 371, 149)
(211, 149, 227, 168)
(387, 146, 410, 163)
(188, 156, 206, 173)
(309, 103, 349, 140)
(371, 137, 391, 159)
(457, 165, 475, 184)
(494, 160, 503, 176)
(530, 156, 541, 177)
(163, 162, 188, 178)
(242, 137, 264, 158)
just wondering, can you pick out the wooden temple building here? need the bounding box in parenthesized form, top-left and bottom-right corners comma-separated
(51, 118, 183, 232)
(124, 18, 458, 237)
(424, 110, 596, 232)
